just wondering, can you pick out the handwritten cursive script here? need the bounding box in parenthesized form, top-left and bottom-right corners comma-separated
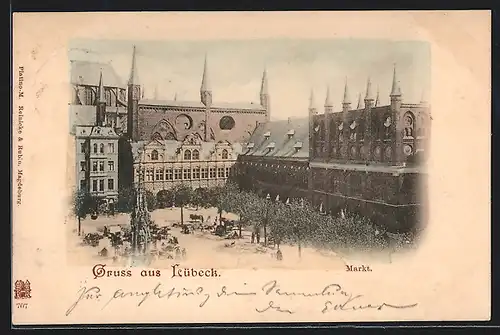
(65, 280, 418, 317)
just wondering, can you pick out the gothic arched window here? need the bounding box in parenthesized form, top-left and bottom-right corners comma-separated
(338, 122, 344, 143)
(93, 143, 98, 153)
(99, 143, 105, 153)
(319, 120, 326, 141)
(383, 114, 392, 139)
(192, 149, 200, 160)
(151, 150, 159, 161)
(184, 149, 192, 160)
(222, 149, 229, 160)
(329, 118, 337, 142)
(403, 112, 415, 138)
(349, 121, 357, 141)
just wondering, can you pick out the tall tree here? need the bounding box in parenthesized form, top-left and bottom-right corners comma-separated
(208, 182, 238, 224)
(191, 188, 210, 210)
(73, 188, 91, 236)
(269, 201, 290, 249)
(171, 184, 193, 226)
(229, 190, 261, 238)
(288, 199, 319, 258)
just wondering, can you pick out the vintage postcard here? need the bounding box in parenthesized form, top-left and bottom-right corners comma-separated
(12, 11, 491, 325)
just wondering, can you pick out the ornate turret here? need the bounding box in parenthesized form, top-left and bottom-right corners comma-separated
(356, 93, 363, 109)
(200, 54, 212, 141)
(308, 89, 317, 115)
(364, 77, 374, 109)
(200, 54, 212, 106)
(342, 77, 351, 113)
(390, 64, 402, 110)
(324, 85, 333, 113)
(127, 45, 141, 141)
(130, 185, 151, 256)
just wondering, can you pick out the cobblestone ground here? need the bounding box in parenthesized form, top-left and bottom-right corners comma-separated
(66, 207, 348, 270)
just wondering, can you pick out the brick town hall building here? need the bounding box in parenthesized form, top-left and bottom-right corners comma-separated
(70, 46, 270, 209)
(236, 69, 430, 233)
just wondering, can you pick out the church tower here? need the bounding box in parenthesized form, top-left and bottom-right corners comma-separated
(96, 70, 106, 127)
(260, 68, 270, 122)
(127, 45, 141, 141)
(390, 64, 404, 164)
(308, 89, 318, 159)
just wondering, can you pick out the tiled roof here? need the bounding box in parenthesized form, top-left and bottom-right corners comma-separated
(70, 60, 125, 88)
(75, 125, 119, 138)
(242, 117, 309, 158)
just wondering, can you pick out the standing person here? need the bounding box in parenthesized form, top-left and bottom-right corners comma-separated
(276, 249, 283, 261)
(251, 232, 255, 244)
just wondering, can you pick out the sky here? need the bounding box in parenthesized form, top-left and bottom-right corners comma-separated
(68, 39, 430, 120)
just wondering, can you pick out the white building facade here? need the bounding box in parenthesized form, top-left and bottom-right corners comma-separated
(75, 125, 120, 211)
(132, 133, 241, 197)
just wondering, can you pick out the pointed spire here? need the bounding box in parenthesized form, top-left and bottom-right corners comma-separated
(309, 89, 316, 110)
(390, 64, 402, 96)
(98, 70, 106, 104)
(342, 77, 351, 105)
(365, 77, 374, 100)
(174, 92, 177, 101)
(201, 53, 211, 92)
(356, 93, 362, 109)
(260, 67, 268, 96)
(375, 86, 380, 107)
(153, 84, 158, 100)
(128, 45, 139, 85)
(325, 85, 333, 107)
